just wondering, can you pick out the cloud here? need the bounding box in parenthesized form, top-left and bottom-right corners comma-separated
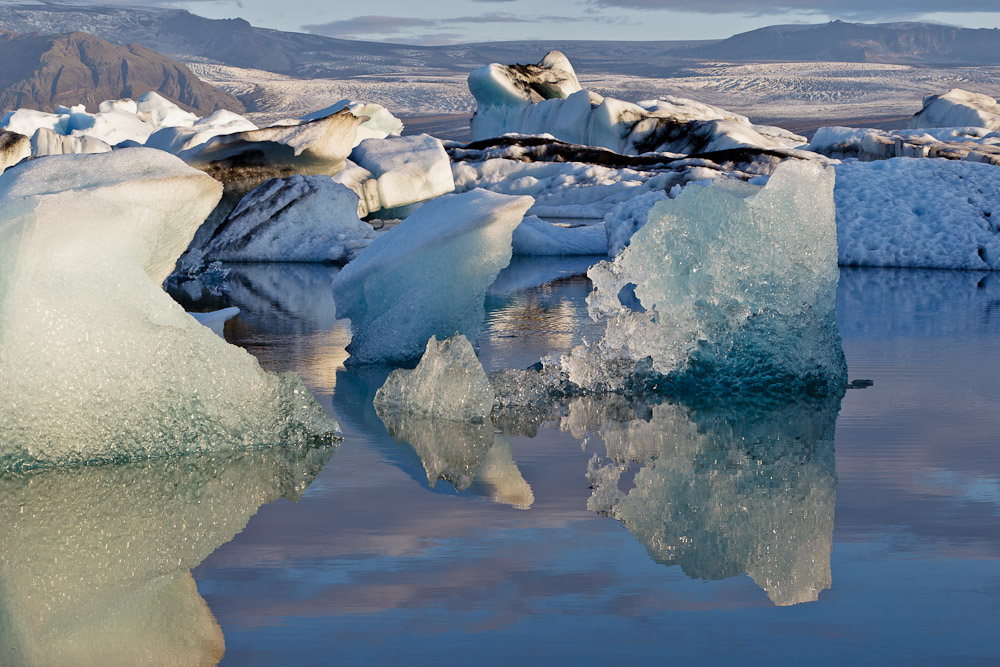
(587, 0, 1000, 19)
(304, 12, 585, 42)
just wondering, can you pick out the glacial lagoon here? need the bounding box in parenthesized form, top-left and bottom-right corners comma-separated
(3, 260, 999, 665)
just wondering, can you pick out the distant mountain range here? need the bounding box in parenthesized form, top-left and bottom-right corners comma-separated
(0, 28, 242, 113)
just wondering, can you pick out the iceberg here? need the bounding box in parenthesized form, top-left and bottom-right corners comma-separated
(350, 133, 455, 211)
(835, 157, 1000, 270)
(0, 442, 333, 665)
(301, 99, 404, 146)
(201, 175, 378, 263)
(374, 335, 495, 422)
(144, 109, 258, 154)
(0, 149, 339, 470)
(469, 52, 806, 155)
(512, 216, 608, 256)
(331, 189, 533, 364)
(0, 130, 29, 173)
(910, 88, 1000, 132)
(30, 127, 111, 155)
(582, 394, 839, 606)
(558, 159, 846, 396)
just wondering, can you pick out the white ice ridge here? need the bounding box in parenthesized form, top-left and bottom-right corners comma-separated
(809, 124, 1000, 165)
(558, 159, 846, 396)
(203, 175, 378, 263)
(332, 189, 533, 364)
(0, 149, 339, 470)
(0, 444, 333, 665)
(835, 157, 1000, 270)
(910, 89, 1000, 132)
(375, 334, 495, 422)
(582, 395, 838, 606)
(468, 51, 807, 155)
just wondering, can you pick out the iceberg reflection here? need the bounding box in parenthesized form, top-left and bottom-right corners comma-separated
(579, 395, 840, 606)
(0, 443, 334, 666)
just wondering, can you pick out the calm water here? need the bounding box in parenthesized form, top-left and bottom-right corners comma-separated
(5, 260, 1000, 665)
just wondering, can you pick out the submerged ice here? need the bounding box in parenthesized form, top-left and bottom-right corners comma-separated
(0, 149, 338, 470)
(557, 160, 847, 396)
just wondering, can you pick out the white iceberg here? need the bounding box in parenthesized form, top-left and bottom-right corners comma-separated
(374, 334, 495, 422)
(836, 157, 1000, 270)
(0, 148, 339, 470)
(30, 127, 111, 156)
(558, 159, 846, 396)
(910, 88, 1000, 132)
(512, 215, 607, 256)
(144, 109, 258, 154)
(301, 99, 404, 146)
(331, 189, 533, 364)
(0, 130, 29, 173)
(469, 51, 806, 155)
(202, 175, 378, 263)
(350, 133, 455, 211)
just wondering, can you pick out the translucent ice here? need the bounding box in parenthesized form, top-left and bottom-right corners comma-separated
(331, 189, 533, 363)
(560, 160, 847, 396)
(0, 442, 333, 665)
(582, 394, 839, 606)
(0, 149, 339, 470)
(374, 335, 495, 422)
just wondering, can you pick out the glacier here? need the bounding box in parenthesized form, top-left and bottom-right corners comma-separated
(0, 149, 339, 470)
(556, 159, 847, 397)
(331, 189, 533, 364)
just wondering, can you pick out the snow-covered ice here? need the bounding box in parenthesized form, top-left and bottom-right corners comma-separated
(202, 175, 378, 263)
(558, 159, 846, 396)
(374, 334, 495, 422)
(0, 148, 339, 470)
(835, 157, 1000, 270)
(331, 189, 533, 364)
(350, 133, 455, 211)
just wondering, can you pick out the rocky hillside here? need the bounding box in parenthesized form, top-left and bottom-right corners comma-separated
(0, 29, 243, 113)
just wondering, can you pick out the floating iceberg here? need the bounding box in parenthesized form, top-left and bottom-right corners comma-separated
(331, 189, 533, 364)
(202, 175, 378, 263)
(835, 157, 1000, 270)
(558, 159, 847, 396)
(512, 216, 608, 256)
(30, 127, 111, 155)
(469, 51, 806, 155)
(0, 442, 333, 665)
(0, 149, 339, 470)
(374, 335, 495, 422)
(350, 133, 455, 211)
(301, 99, 404, 145)
(144, 109, 258, 154)
(910, 89, 1000, 132)
(582, 394, 839, 606)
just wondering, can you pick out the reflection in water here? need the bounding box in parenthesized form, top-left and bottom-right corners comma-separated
(576, 395, 840, 606)
(377, 410, 535, 509)
(0, 444, 334, 666)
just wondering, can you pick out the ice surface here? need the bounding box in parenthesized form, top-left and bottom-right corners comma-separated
(202, 174, 378, 263)
(469, 52, 807, 155)
(331, 189, 533, 363)
(374, 334, 495, 422)
(0, 149, 339, 470)
(30, 127, 111, 155)
(350, 133, 455, 210)
(603, 190, 670, 256)
(910, 89, 1000, 131)
(558, 159, 846, 396)
(835, 157, 1000, 270)
(512, 215, 607, 256)
(581, 394, 838, 606)
(301, 99, 404, 146)
(0, 130, 29, 173)
(811, 125, 1000, 165)
(0, 442, 333, 665)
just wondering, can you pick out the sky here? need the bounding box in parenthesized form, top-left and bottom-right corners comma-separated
(152, 0, 1000, 45)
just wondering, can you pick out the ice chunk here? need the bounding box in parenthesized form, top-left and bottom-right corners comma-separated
(301, 99, 404, 146)
(202, 175, 378, 263)
(189, 306, 240, 337)
(332, 189, 533, 363)
(468, 50, 582, 106)
(0, 442, 333, 664)
(0, 130, 29, 173)
(835, 157, 1000, 270)
(512, 215, 607, 256)
(144, 109, 258, 154)
(559, 159, 846, 396)
(603, 189, 669, 256)
(374, 334, 495, 422)
(910, 88, 1000, 131)
(581, 394, 838, 606)
(0, 149, 339, 470)
(30, 127, 111, 155)
(135, 91, 199, 127)
(350, 133, 455, 210)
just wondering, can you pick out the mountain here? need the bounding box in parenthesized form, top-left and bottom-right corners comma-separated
(0, 29, 243, 113)
(674, 20, 1000, 64)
